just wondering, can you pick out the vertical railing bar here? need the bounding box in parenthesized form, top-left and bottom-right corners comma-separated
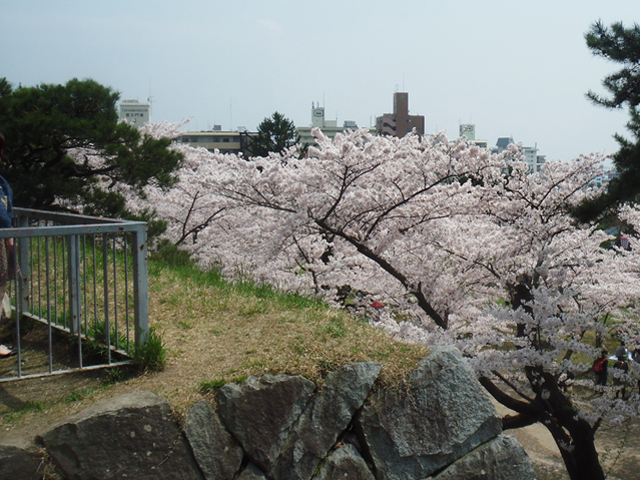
(13, 215, 32, 328)
(37, 235, 42, 319)
(112, 235, 118, 352)
(124, 233, 130, 352)
(82, 235, 88, 335)
(62, 236, 67, 330)
(53, 237, 58, 327)
(77, 235, 83, 368)
(102, 234, 111, 364)
(132, 225, 149, 349)
(13, 239, 21, 378)
(45, 237, 53, 374)
(15, 213, 30, 376)
(28, 236, 33, 312)
(92, 235, 97, 339)
(68, 234, 82, 368)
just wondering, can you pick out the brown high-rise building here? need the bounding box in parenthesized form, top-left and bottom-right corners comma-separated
(376, 92, 424, 138)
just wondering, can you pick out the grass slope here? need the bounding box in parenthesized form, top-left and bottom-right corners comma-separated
(0, 256, 427, 438)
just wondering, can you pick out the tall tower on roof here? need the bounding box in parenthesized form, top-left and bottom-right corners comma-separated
(376, 92, 424, 138)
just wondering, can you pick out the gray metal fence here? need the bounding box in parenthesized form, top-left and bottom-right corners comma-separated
(0, 207, 149, 381)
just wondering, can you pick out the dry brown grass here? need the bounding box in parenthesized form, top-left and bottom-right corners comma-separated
(0, 259, 428, 441)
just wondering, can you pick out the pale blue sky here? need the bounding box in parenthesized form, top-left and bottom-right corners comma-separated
(2, 1, 640, 163)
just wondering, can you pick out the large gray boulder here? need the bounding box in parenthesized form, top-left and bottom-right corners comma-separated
(184, 400, 243, 480)
(316, 444, 376, 480)
(0, 442, 46, 479)
(237, 463, 268, 480)
(430, 435, 536, 480)
(217, 374, 315, 472)
(359, 346, 503, 480)
(37, 391, 203, 480)
(271, 362, 382, 480)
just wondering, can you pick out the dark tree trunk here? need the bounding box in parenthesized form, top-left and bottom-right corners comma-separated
(480, 375, 605, 480)
(554, 426, 604, 480)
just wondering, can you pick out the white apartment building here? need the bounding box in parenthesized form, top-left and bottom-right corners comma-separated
(297, 103, 375, 148)
(493, 136, 545, 174)
(119, 99, 150, 127)
(174, 126, 254, 156)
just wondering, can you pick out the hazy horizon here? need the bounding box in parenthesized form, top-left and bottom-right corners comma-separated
(2, 0, 640, 164)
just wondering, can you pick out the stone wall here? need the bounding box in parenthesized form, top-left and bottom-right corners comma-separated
(4, 346, 536, 479)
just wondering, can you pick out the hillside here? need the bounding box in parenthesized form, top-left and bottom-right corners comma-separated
(0, 258, 638, 479)
(0, 257, 427, 441)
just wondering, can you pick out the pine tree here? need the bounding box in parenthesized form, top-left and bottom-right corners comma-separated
(0, 78, 183, 218)
(248, 111, 298, 157)
(575, 20, 640, 221)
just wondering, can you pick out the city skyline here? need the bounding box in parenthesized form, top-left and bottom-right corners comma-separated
(2, 1, 640, 163)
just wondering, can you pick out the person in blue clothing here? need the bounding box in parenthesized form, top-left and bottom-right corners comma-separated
(0, 133, 16, 357)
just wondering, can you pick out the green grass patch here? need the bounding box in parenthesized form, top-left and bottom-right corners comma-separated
(1, 400, 50, 424)
(134, 327, 167, 372)
(198, 374, 249, 394)
(178, 321, 193, 330)
(198, 378, 227, 394)
(323, 316, 346, 338)
(65, 388, 97, 403)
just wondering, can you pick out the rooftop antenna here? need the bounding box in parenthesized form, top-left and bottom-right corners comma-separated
(229, 98, 232, 131)
(147, 78, 153, 119)
(402, 75, 405, 91)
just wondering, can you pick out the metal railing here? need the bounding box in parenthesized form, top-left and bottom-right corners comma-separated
(0, 207, 149, 381)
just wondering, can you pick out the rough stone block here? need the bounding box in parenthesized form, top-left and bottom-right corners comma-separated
(184, 400, 243, 480)
(217, 374, 315, 471)
(0, 442, 46, 480)
(360, 346, 502, 479)
(430, 435, 537, 480)
(37, 391, 203, 480)
(271, 362, 381, 480)
(316, 444, 375, 480)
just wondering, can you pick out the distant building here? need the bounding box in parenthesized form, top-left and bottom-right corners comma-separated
(174, 127, 255, 156)
(536, 154, 547, 172)
(493, 136, 515, 155)
(592, 169, 618, 188)
(119, 99, 150, 127)
(297, 103, 374, 147)
(376, 92, 424, 138)
(492, 137, 544, 174)
(459, 124, 488, 148)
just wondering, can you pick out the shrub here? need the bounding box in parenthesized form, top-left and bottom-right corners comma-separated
(134, 326, 167, 372)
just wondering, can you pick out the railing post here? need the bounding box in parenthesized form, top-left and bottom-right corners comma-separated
(16, 213, 29, 316)
(132, 225, 149, 348)
(68, 235, 82, 335)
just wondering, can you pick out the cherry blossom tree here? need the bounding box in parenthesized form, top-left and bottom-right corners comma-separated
(377, 157, 640, 479)
(131, 124, 640, 479)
